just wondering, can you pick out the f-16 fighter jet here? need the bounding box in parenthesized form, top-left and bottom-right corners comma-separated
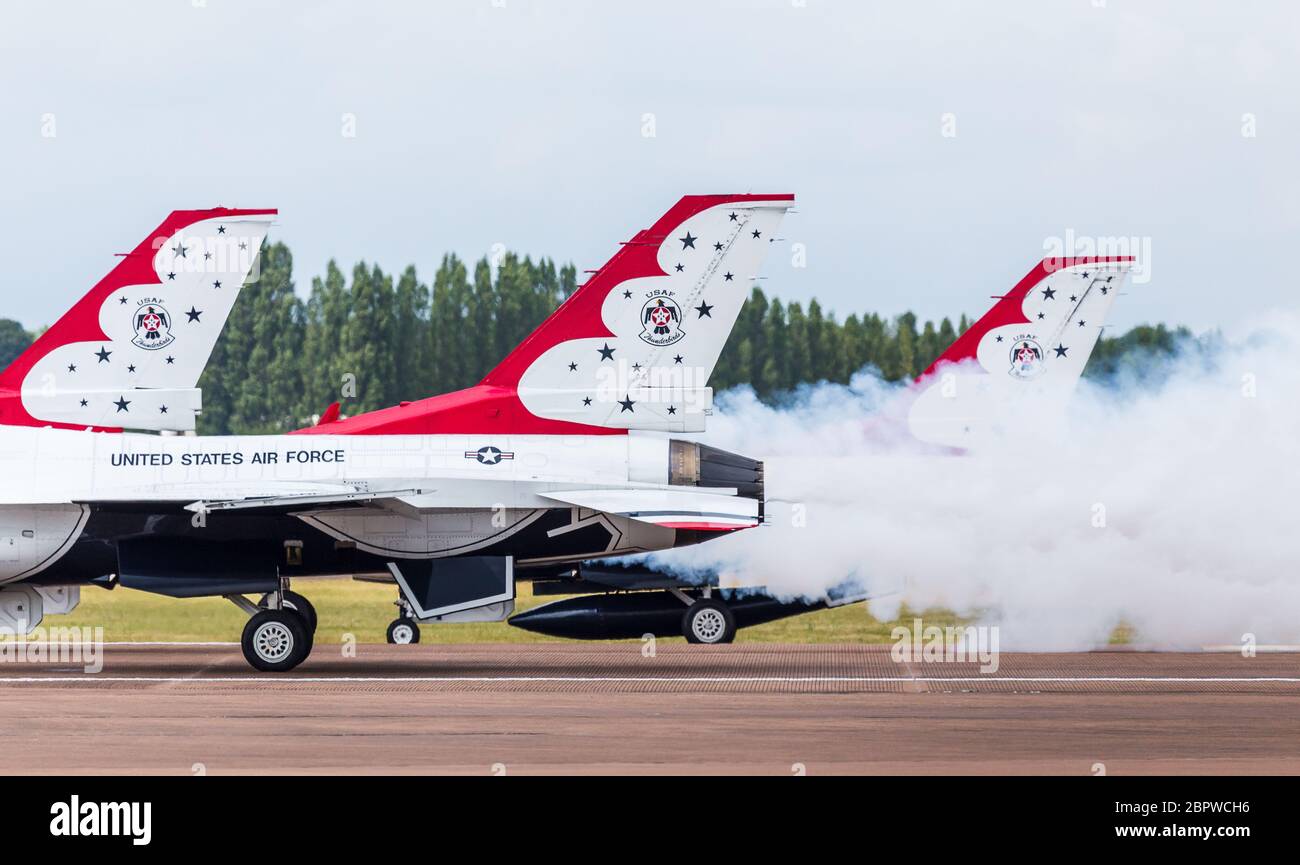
(0, 195, 792, 670)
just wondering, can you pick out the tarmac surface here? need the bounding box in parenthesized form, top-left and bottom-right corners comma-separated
(3, 643, 1299, 774)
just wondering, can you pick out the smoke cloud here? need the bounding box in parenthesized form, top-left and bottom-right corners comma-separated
(650, 313, 1300, 650)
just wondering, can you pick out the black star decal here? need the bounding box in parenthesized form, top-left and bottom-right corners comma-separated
(623, 290, 633, 298)
(1042, 287, 1056, 300)
(995, 335, 1004, 343)
(713, 242, 723, 251)
(67, 364, 76, 373)
(186, 307, 203, 323)
(113, 396, 131, 413)
(568, 362, 577, 371)
(582, 397, 593, 406)
(79, 399, 88, 408)
(95, 347, 112, 363)
(632, 363, 642, 371)
(1078, 320, 1086, 328)
(619, 396, 635, 413)
(127, 364, 136, 373)
(203, 251, 212, 261)
(119, 296, 128, 305)
(752, 229, 761, 239)
(680, 232, 696, 250)
(213, 280, 222, 289)
(1100, 286, 1110, 295)
(1037, 312, 1045, 320)
(160, 405, 168, 414)
(166, 356, 175, 364)
(667, 405, 677, 415)
(673, 355, 683, 364)
(694, 301, 713, 318)
(729, 212, 738, 222)
(167, 272, 176, 281)
(1053, 344, 1069, 358)
(724, 272, 734, 281)
(172, 244, 187, 258)
(674, 264, 684, 273)
(217, 225, 226, 234)
(1081, 271, 1090, 279)
(597, 343, 616, 361)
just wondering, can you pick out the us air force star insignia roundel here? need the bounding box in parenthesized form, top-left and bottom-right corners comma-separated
(464, 446, 515, 465)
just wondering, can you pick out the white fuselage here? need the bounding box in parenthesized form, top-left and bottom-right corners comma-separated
(0, 426, 670, 507)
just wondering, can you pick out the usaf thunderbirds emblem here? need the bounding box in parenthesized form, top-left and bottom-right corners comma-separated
(131, 302, 175, 351)
(1008, 336, 1045, 380)
(465, 446, 515, 465)
(639, 292, 685, 346)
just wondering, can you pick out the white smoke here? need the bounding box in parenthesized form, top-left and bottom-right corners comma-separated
(651, 312, 1300, 650)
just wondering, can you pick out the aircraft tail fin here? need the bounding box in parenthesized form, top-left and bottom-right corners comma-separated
(482, 194, 795, 433)
(0, 208, 276, 432)
(908, 256, 1134, 447)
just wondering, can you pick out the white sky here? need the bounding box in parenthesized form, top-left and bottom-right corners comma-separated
(2, 0, 1296, 333)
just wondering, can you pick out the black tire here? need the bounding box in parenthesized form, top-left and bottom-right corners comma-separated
(241, 610, 311, 673)
(259, 591, 318, 634)
(681, 598, 737, 645)
(386, 618, 421, 645)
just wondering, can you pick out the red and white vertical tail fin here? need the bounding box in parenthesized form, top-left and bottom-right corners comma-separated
(908, 257, 1134, 448)
(484, 194, 795, 433)
(0, 208, 276, 432)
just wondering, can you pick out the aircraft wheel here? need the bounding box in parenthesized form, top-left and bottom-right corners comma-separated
(387, 618, 421, 645)
(241, 610, 311, 673)
(259, 590, 318, 634)
(682, 598, 736, 645)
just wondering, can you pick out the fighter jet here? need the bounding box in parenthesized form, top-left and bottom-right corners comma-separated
(0, 194, 793, 671)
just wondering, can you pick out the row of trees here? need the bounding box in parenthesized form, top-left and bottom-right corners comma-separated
(0, 244, 1185, 435)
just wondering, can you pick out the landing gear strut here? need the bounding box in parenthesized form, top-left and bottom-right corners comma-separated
(260, 590, 319, 635)
(386, 597, 421, 644)
(228, 584, 318, 672)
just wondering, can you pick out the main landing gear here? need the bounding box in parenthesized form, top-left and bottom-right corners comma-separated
(227, 586, 319, 672)
(386, 597, 421, 644)
(678, 591, 737, 645)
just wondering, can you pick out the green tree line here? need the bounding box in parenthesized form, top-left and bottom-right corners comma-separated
(0, 243, 1187, 434)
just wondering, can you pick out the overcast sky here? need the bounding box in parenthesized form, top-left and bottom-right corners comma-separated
(2, 0, 1296, 334)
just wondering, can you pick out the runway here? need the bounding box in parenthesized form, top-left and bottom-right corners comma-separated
(3, 643, 1299, 774)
